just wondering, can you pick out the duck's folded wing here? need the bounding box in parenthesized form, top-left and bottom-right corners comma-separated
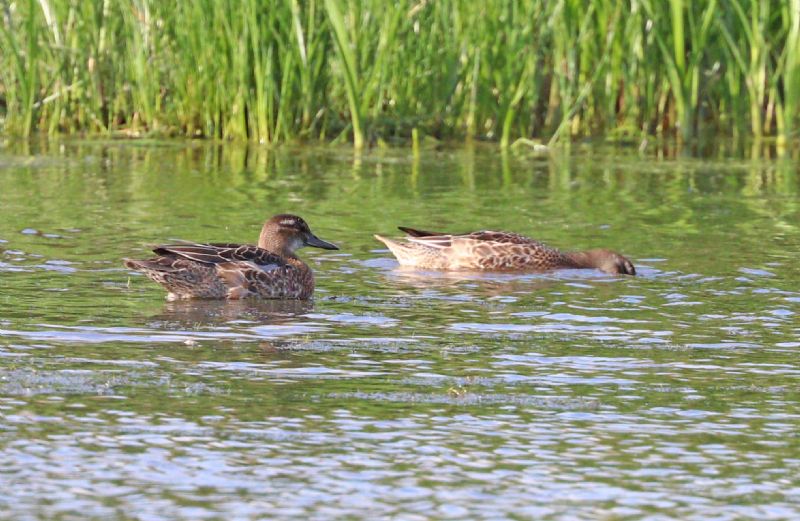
(461, 231, 539, 245)
(398, 226, 446, 238)
(406, 230, 545, 250)
(215, 260, 303, 298)
(405, 234, 454, 249)
(152, 243, 287, 268)
(404, 230, 512, 249)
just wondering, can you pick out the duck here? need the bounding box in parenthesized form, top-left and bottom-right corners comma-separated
(124, 214, 338, 300)
(374, 226, 635, 275)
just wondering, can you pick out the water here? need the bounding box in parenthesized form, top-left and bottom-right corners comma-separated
(1, 140, 799, 520)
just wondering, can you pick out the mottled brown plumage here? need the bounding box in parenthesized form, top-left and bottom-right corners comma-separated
(375, 226, 635, 275)
(124, 215, 338, 300)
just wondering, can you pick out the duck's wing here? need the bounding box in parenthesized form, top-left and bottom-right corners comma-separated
(152, 243, 287, 269)
(401, 230, 541, 250)
(214, 256, 310, 299)
(403, 234, 453, 249)
(395, 226, 451, 250)
(397, 226, 447, 238)
(457, 231, 542, 246)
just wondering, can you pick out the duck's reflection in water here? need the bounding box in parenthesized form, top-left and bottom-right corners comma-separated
(153, 298, 314, 327)
(147, 299, 319, 354)
(380, 265, 564, 297)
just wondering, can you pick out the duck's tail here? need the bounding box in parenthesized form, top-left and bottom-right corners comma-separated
(123, 258, 187, 292)
(374, 235, 419, 266)
(123, 257, 179, 273)
(123, 258, 148, 272)
(124, 257, 225, 299)
(374, 235, 447, 269)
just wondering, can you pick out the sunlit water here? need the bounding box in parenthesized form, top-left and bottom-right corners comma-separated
(1, 140, 799, 520)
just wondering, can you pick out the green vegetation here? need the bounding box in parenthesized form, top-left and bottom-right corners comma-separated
(1, 0, 799, 147)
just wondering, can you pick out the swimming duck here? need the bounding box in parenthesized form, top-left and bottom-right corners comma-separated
(124, 214, 338, 300)
(374, 226, 635, 275)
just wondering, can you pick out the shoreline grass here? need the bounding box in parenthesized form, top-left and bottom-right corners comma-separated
(1, 0, 799, 147)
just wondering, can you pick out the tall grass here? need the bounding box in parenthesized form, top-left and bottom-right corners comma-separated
(1, 0, 798, 145)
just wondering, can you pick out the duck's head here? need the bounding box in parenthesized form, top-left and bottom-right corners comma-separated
(259, 214, 339, 254)
(581, 249, 636, 275)
(566, 248, 636, 276)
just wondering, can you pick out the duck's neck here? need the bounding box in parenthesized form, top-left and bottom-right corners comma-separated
(563, 250, 600, 270)
(259, 233, 299, 258)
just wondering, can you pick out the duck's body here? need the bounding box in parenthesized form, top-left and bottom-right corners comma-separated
(125, 243, 316, 300)
(124, 215, 338, 300)
(375, 227, 635, 275)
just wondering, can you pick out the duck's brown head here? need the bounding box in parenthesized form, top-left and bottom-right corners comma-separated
(573, 249, 636, 276)
(259, 214, 339, 255)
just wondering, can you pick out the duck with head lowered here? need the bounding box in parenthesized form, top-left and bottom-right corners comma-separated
(124, 214, 339, 300)
(375, 225, 635, 276)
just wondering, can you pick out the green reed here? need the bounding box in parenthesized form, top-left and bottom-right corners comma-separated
(1, 0, 798, 146)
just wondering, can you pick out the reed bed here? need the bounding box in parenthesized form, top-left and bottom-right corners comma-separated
(1, 0, 798, 147)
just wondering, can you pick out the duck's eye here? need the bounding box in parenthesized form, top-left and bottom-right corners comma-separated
(280, 218, 297, 227)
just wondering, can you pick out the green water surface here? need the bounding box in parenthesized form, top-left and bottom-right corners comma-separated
(1, 140, 799, 520)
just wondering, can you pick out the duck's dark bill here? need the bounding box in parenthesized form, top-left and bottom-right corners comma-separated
(306, 234, 339, 250)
